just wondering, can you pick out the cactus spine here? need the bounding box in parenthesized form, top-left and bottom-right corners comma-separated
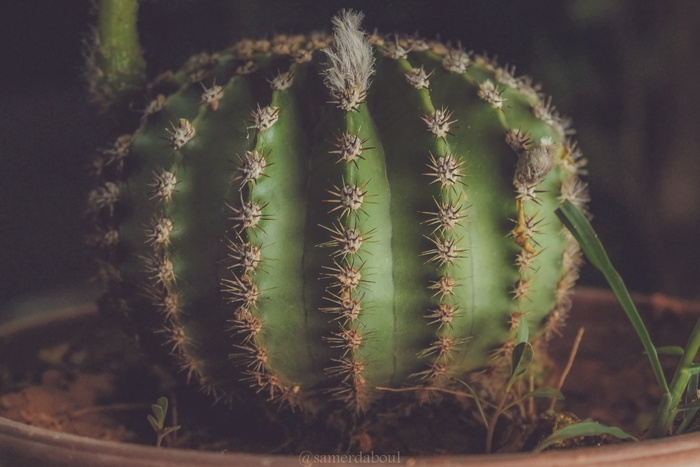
(89, 10, 588, 413)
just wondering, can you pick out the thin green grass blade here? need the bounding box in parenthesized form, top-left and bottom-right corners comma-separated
(527, 387, 565, 400)
(655, 346, 685, 356)
(677, 399, 700, 412)
(533, 421, 638, 453)
(517, 315, 529, 344)
(678, 373, 699, 433)
(555, 200, 669, 394)
(506, 342, 533, 393)
(452, 378, 488, 427)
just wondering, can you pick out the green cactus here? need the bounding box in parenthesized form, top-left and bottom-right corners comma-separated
(88, 8, 588, 415)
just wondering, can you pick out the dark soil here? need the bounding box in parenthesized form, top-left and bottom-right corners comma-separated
(1, 289, 698, 455)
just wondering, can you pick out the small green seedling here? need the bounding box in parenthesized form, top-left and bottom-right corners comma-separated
(147, 396, 181, 448)
(554, 200, 700, 442)
(480, 318, 565, 453)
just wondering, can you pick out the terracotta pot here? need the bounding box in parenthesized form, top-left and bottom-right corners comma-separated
(2, 288, 700, 466)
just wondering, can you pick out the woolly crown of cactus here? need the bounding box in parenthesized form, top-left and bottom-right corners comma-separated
(88, 10, 589, 413)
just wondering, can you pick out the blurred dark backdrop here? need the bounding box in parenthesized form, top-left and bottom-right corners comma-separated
(2, 0, 700, 317)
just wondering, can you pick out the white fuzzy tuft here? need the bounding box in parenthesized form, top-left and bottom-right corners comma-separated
(323, 10, 375, 110)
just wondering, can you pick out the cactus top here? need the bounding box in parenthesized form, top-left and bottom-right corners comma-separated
(88, 11, 589, 413)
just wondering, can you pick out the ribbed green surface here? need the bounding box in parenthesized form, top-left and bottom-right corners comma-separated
(89, 30, 587, 412)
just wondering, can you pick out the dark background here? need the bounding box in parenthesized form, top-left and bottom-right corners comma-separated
(3, 0, 700, 317)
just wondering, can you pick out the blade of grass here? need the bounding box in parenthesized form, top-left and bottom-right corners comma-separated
(649, 316, 700, 436)
(533, 421, 637, 453)
(507, 342, 533, 393)
(655, 346, 685, 356)
(452, 378, 488, 428)
(555, 200, 669, 395)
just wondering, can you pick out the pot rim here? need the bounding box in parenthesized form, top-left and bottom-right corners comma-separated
(2, 287, 700, 466)
(2, 412, 700, 467)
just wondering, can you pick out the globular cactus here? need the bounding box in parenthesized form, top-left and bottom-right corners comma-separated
(87, 9, 589, 415)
